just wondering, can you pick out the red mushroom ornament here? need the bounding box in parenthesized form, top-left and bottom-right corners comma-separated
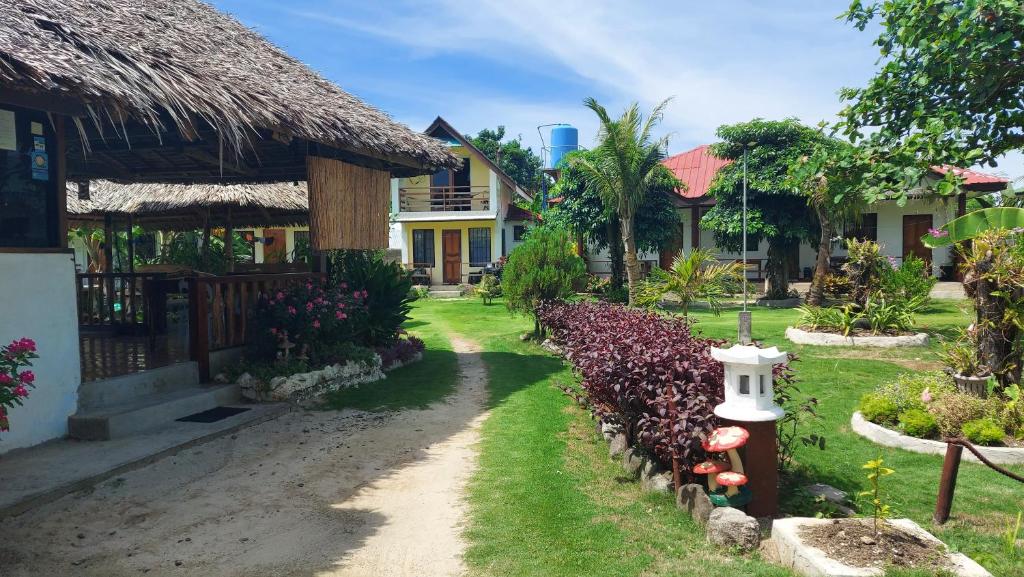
(692, 460, 731, 492)
(702, 426, 753, 507)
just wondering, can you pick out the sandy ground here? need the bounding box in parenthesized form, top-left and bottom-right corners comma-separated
(0, 334, 488, 577)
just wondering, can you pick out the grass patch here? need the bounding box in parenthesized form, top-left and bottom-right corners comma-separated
(320, 299, 459, 411)
(442, 298, 789, 577)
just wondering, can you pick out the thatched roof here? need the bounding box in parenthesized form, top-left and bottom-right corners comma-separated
(0, 0, 458, 181)
(67, 180, 309, 230)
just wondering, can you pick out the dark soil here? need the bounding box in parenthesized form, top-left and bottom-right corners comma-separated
(801, 518, 952, 571)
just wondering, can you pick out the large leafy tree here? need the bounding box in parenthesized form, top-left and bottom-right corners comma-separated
(575, 97, 672, 305)
(503, 225, 586, 337)
(703, 119, 825, 299)
(839, 1, 1024, 202)
(468, 126, 544, 192)
(547, 149, 680, 290)
(787, 136, 868, 305)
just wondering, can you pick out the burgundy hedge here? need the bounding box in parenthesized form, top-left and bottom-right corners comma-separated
(538, 301, 736, 477)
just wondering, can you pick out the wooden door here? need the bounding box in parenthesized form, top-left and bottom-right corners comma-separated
(263, 228, 287, 264)
(902, 214, 933, 265)
(442, 230, 461, 284)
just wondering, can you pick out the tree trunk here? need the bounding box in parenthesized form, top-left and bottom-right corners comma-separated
(606, 216, 625, 290)
(621, 214, 641, 306)
(973, 257, 1021, 387)
(765, 240, 790, 300)
(808, 201, 832, 306)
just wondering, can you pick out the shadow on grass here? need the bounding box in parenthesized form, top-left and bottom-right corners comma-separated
(478, 350, 565, 410)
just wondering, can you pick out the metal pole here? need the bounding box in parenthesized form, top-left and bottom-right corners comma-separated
(742, 147, 748, 312)
(934, 442, 963, 524)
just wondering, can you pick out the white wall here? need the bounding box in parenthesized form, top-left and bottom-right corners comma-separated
(0, 253, 81, 452)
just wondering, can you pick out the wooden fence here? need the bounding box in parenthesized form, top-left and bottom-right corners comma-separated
(188, 272, 324, 381)
(76, 272, 166, 331)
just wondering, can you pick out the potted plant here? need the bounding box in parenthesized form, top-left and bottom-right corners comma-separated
(940, 329, 989, 397)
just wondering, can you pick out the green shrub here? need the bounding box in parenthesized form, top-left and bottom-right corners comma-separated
(860, 394, 899, 425)
(476, 273, 501, 305)
(327, 250, 415, 346)
(879, 255, 937, 304)
(822, 272, 852, 297)
(931, 392, 987, 437)
(962, 417, 1006, 445)
(862, 295, 921, 334)
(797, 304, 859, 335)
(874, 371, 956, 415)
(503, 225, 586, 336)
(898, 409, 938, 438)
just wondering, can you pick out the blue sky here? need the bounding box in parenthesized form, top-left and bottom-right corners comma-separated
(211, 0, 1023, 183)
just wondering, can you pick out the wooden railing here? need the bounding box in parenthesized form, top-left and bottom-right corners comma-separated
(76, 272, 166, 330)
(189, 272, 324, 381)
(399, 186, 490, 212)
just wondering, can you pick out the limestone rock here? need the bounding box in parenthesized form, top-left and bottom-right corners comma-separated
(707, 507, 760, 551)
(676, 483, 714, 526)
(608, 433, 628, 458)
(641, 471, 673, 493)
(622, 448, 646, 478)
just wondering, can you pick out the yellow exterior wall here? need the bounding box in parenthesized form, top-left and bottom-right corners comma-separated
(397, 146, 488, 191)
(405, 219, 497, 285)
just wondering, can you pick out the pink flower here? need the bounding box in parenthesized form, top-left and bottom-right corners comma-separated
(287, 306, 297, 316)
(340, 282, 348, 289)
(887, 256, 899, 269)
(336, 311, 347, 320)
(362, 290, 369, 298)
(921, 387, 932, 404)
(336, 302, 345, 309)
(276, 291, 285, 300)
(928, 227, 949, 238)
(0, 373, 12, 385)
(13, 385, 28, 397)
(19, 371, 34, 384)
(353, 291, 361, 298)
(312, 319, 321, 329)
(305, 302, 314, 312)
(269, 328, 278, 335)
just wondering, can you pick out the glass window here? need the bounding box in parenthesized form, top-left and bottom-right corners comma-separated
(469, 227, 491, 265)
(513, 225, 526, 241)
(412, 229, 435, 266)
(0, 106, 60, 248)
(845, 213, 878, 242)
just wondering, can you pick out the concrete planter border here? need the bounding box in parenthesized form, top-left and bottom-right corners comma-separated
(772, 517, 992, 577)
(851, 412, 1024, 465)
(785, 327, 929, 348)
(757, 297, 802, 308)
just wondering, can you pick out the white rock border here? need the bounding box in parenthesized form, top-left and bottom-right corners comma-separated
(785, 327, 929, 347)
(851, 412, 1024, 465)
(772, 517, 992, 577)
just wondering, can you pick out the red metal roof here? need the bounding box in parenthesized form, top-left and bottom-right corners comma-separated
(661, 145, 731, 200)
(931, 165, 1009, 189)
(506, 204, 537, 221)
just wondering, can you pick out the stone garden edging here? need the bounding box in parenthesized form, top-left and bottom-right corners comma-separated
(236, 351, 423, 402)
(851, 412, 1024, 465)
(756, 297, 803, 308)
(785, 327, 929, 348)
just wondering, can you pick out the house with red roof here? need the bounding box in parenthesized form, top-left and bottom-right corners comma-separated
(651, 144, 1009, 281)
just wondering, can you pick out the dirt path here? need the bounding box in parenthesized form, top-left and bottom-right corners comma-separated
(0, 333, 488, 577)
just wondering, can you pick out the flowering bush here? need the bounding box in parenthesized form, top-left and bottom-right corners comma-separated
(246, 279, 369, 366)
(376, 335, 425, 370)
(537, 301, 728, 475)
(1, 338, 38, 434)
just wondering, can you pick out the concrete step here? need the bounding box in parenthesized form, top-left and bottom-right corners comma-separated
(68, 384, 241, 441)
(77, 362, 200, 410)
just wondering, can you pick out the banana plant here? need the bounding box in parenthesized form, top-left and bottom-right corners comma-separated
(922, 207, 1024, 248)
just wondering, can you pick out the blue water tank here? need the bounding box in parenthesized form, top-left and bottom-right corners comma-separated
(549, 125, 579, 168)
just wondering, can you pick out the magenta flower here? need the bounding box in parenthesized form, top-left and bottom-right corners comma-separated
(312, 319, 321, 329)
(276, 291, 285, 300)
(13, 385, 28, 397)
(887, 255, 899, 269)
(0, 373, 11, 385)
(270, 328, 278, 335)
(921, 387, 933, 404)
(336, 311, 347, 320)
(336, 302, 345, 309)
(305, 302, 314, 312)
(340, 282, 348, 289)
(287, 306, 297, 316)
(19, 371, 34, 384)
(928, 227, 949, 238)
(362, 290, 369, 298)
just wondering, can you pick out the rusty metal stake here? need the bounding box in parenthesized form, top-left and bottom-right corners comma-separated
(934, 442, 963, 525)
(667, 389, 682, 493)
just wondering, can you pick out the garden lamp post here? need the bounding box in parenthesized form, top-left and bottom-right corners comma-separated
(738, 143, 755, 345)
(710, 343, 787, 517)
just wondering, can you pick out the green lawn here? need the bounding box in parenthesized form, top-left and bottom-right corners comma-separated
(327, 297, 1022, 576)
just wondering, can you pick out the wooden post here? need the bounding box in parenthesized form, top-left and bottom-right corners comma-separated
(690, 206, 701, 249)
(201, 210, 211, 272)
(188, 277, 211, 382)
(224, 207, 234, 273)
(934, 442, 963, 525)
(126, 215, 135, 273)
(667, 389, 682, 493)
(723, 417, 779, 518)
(103, 213, 114, 322)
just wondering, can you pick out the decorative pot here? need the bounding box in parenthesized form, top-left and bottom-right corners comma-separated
(953, 373, 988, 398)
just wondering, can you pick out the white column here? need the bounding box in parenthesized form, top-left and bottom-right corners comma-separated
(489, 171, 499, 214)
(390, 178, 401, 216)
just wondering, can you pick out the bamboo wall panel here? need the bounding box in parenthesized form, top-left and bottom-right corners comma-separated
(307, 156, 390, 250)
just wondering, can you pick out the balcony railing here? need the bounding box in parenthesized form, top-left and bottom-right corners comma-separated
(399, 186, 490, 212)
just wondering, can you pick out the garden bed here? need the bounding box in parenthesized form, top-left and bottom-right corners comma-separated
(772, 517, 992, 577)
(756, 297, 802, 308)
(785, 327, 929, 347)
(850, 412, 1024, 465)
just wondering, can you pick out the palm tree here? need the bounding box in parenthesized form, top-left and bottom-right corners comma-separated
(636, 249, 744, 315)
(575, 97, 671, 305)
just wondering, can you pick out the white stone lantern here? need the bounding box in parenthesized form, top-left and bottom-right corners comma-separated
(710, 344, 787, 422)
